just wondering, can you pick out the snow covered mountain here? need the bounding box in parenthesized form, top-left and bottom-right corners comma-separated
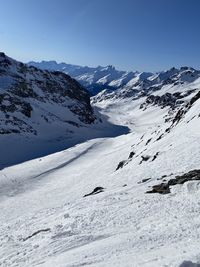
(0, 53, 130, 168)
(92, 66, 200, 102)
(1, 55, 200, 266)
(28, 60, 153, 95)
(28, 60, 200, 103)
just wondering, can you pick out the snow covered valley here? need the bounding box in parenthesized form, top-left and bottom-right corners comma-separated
(1, 90, 200, 266)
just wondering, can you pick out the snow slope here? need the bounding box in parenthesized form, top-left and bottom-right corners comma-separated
(1, 73, 200, 266)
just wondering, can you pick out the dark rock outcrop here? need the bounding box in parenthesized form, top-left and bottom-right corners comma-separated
(0, 53, 97, 136)
(84, 187, 105, 197)
(116, 160, 126, 170)
(146, 169, 200, 194)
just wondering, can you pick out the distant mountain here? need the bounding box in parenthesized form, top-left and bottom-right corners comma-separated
(28, 61, 200, 100)
(28, 60, 153, 95)
(92, 66, 200, 103)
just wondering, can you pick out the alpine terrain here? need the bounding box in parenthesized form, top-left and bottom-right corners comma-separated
(28, 60, 153, 96)
(0, 53, 128, 168)
(1, 53, 200, 267)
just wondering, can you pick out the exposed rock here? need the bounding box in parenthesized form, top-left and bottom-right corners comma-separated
(141, 93, 177, 109)
(84, 187, 105, 197)
(179, 260, 200, 267)
(152, 152, 159, 161)
(139, 155, 151, 164)
(146, 169, 200, 194)
(146, 183, 170, 194)
(145, 138, 152, 145)
(22, 228, 51, 241)
(0, 93, 32, 118)
(140, 91, 190, 110)
(141, 155, 150, 161)
(128, 151, 135, 159)
(0, 53, 97, 136)
(170, 90, 200, 126)
(116, 160, 126, 170)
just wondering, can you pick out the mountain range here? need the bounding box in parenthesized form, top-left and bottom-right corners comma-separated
(1, 53, 200, 267)
(28, 60, 154, 95)
(28, 60, 200, 97)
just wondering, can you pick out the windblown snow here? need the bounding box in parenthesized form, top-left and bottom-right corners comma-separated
(1, 54, 200, 267)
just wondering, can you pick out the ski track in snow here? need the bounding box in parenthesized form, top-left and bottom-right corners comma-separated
(1, 97, 200, 266)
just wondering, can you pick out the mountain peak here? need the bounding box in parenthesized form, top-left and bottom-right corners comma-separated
(27, 60, 200, 96)
(0, 52, 6, 58)
(0, 53, 98, 166)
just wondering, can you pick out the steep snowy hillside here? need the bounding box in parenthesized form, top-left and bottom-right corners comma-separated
(0, 53, 129, 168)
(28, 60, 153, 95)
(0, 60, 200, 266)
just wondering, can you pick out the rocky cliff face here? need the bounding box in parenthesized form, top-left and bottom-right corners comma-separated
(0, 52, 96, 137)
(0, 53, 105, 167)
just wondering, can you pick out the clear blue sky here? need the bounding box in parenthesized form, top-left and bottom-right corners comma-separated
(1, 0, 200, 71)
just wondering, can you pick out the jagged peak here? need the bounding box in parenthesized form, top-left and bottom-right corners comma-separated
(180, 66, 196, 72)
(0, 52, 6, 58)
(101, 65, 116, 71)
